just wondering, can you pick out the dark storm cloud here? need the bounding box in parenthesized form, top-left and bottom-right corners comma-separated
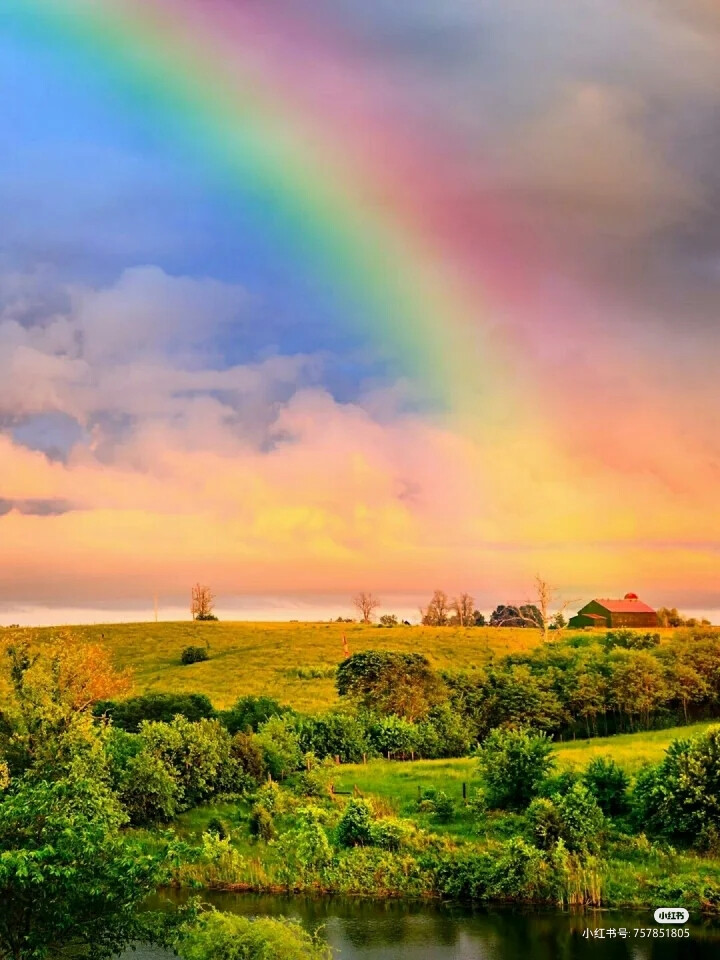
(0, 498, 75, 516)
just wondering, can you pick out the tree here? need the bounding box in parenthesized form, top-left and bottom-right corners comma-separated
(672, 662, 709, 723)
(336, 651, 447, 722)
(0, 774, 163, 960)
(489, 604, 542, 628)
(473, 610, 487, 627)
(352, 592, 380, 624)
(421, 590, 450, 626)
(452, 593, 475, 627)
(610, 650, 669, 730)
(0, 639, 131, 777)
(191, 583, 216, 620)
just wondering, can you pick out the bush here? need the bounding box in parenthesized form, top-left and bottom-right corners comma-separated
(176, 910, 331, 960)
(378, 615, 398, 627)
(582, 756, 629, 816)
(249, 804, 275, 842)
(529, 786, 606, 855)
(117, 749, 180, 824)
(229, 732, 266, 786)
(138, 716, 232, 809)
(221, 695, 291, 735)
(632, 726, 720, 843)
(181, 646, 209, 665)
(206, 817, 229, 840)
(336, 798, 374, 848)
(476, 727, 555, 810)
(95, 693, 216, 732)
(433, 791, 455, 823)
(368, 817, 410, 852)
(527, 797, 564, 850)
(256, 715, 302, 779)
(297, 711, 371, 763)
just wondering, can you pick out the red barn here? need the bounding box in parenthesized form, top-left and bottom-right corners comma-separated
(569, 593, 658, 629)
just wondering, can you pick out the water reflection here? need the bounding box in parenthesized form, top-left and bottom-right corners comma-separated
(126, 892, 720, 960)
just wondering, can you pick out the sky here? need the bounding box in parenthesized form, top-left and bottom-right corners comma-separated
(1, 0, 719, 624)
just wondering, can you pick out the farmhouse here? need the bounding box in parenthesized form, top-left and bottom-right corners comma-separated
(569, 593, 658, 629)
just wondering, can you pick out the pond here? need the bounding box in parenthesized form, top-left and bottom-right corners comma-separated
(125, 892, 720, 959)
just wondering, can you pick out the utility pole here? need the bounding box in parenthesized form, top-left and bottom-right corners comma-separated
(153, 593, 158, 623)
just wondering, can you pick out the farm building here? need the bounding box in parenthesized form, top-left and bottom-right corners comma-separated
(569, 593, 658, 629)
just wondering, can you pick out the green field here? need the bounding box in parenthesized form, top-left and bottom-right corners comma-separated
(319, 722, 718, 840)
(6, 620, 557, 710)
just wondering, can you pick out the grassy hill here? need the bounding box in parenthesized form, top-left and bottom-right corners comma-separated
(3, 620, 554, 710)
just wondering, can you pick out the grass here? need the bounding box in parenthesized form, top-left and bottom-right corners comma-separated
(330, 721, 720, 836)
(3, 621, 552, 710)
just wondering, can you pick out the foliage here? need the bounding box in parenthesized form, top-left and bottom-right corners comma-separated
(221, 695, 291, 734)
(336, 798, 375, 847)
(476, 727, 555, 810)
(337, 651, 447, 721)
(632, 726, 720, 843)
(229, 731, 266, 785)
(118, 747, 181, 824)
(378, 615, 398, 627)
(176, 910, 332, 960)
(181, 646, 210, 665)
(0, 773, 163, 960)
(256, 715, 303, 779)
(582, 756, 629, 815)
(139, 715, 233, 808)
(206, 816, 229, 839)
(367, 714, 419, 758)
(94, 692, 215, 732)
(249, 804, 275, 842)
(297, 710, 371, 762)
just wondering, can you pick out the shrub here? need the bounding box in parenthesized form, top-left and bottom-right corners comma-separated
(632, 726, 720, 843)
(433, 791, 455, 823)
(476, 727, 555, 810)
(95, 693, 216, 732)
(527, 797, 564, 850)
(553, 784, 604, 854)
(221, 695, 291, 735)
(369, 817, 410, 852)
(297, 754, 335, 798)
(138, 716, 232, 809)
(229, 731, 266, 786)
(206, 817, 229, 840)
(256, 715, 302, 779)
(296, 711, 371, 763)
(249, 804, 275, 842)
(176, 910, 331, 960)
(378, 615, 398, 627)
(336, 798, 374, 848)
(117, 749, 180, 824)
(367, 715, 419, 759)
(181, 646, 209, 665)
(582, 756, 629, 816)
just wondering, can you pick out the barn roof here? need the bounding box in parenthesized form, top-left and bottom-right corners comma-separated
(593, 598, 656, 614)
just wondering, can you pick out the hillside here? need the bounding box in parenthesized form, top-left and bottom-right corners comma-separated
(2, 621, 555, 710)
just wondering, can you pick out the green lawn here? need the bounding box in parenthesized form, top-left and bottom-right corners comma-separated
(4, 620, 551, 710)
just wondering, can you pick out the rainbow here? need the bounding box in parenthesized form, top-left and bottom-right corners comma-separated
(6, 0, 555, 431)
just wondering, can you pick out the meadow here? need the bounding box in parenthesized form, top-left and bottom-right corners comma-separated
(5, 620, 687, 710)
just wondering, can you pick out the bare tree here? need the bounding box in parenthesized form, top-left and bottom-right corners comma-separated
(191, 583, 215, 620)
(421, 589, 450, 626)
(353, 592, 380, 624)
(452, 593, 475, 627)
(529, 575, 577, 642)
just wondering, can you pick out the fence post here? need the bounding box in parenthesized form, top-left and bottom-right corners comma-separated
(462, 782, 467, 801)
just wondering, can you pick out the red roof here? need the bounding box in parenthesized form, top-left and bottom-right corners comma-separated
(593, 598, 656, 614)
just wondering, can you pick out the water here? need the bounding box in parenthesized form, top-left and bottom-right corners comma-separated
(125, 892, 720, 959)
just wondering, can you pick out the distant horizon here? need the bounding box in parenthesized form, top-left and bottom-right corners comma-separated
(2, 596, 717, 629)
